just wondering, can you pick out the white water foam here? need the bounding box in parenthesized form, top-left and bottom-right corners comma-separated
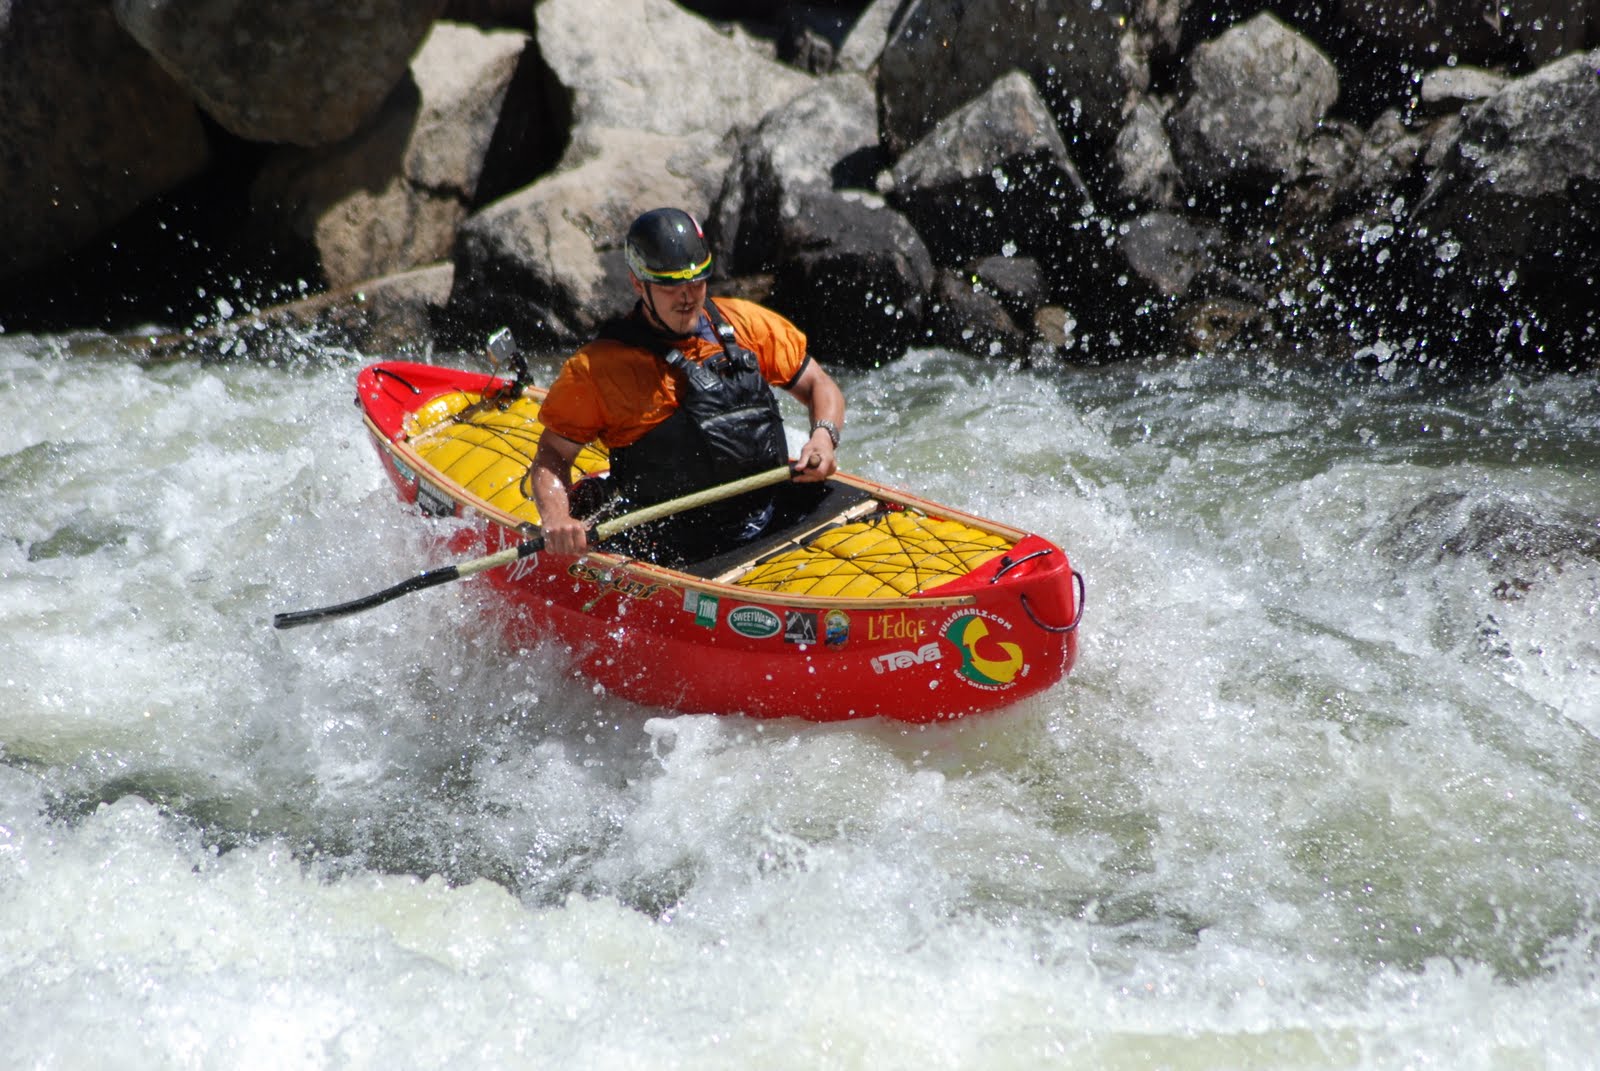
(3, 337, 1600, 1068)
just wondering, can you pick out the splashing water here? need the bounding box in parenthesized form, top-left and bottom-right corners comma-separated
(2, 334, 1599, 1068)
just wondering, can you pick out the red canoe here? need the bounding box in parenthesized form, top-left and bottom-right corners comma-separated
(350, 360, 1083, 722)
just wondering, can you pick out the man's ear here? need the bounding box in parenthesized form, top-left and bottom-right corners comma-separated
(629, 275, 646, 298)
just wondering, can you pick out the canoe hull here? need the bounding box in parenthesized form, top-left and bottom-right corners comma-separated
(356, 361, 1081, 722)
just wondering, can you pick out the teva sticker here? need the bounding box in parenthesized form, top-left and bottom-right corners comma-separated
(727, 606, 782, 639)
(822, 609, 850, 648)
(695, 594, 720, 629)
(784, 611, 818, 645)
(392, 456, 417, 484)
(871, 641, 942, 675)
(942, 611, 1028, 690)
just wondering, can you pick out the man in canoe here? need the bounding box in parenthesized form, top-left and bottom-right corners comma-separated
(525, 206, 847, 565)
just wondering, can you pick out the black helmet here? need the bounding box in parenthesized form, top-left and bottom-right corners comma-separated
(625, 208, 712, 284)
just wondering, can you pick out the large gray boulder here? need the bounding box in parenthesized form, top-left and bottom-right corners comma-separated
(1167, 13, 1340, 195)
(112, 0, 448, 147)
(1416, 48, 1600, 282)
(890, 70, 1092, 268)
(452, 129, 715, 344)
(251, 23, 537, 287)
(448, 0, 815, 348)
(0, 0, 210, 279)
(877, 0, 1142, 162)
(712, 73, 882, 275)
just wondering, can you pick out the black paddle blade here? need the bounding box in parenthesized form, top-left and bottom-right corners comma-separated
(271, 533, 548, 629)
(272, 565, 464, 629)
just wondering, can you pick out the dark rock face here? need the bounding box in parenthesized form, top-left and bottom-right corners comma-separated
(712, 74, 882, 276)
(767, 189, 936, 367)
(925, 269, 1032, 360)
(1406, 49, 1600, 364)
(877, 0, 1140, 161)
(112, 0, 449, 147)
(890, 71, 1093, 267)
(0, 0, 210, 277)
(1416, 50, 1600, 282)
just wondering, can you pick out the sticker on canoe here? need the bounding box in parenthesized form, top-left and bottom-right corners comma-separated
(695, 594, 719, 629)
(867, 611, 927, 643)
(943, 611, 1027, 689)
(416, 480, 456, 518)
(870, 641, 941, 675)
(823, 609, 850, 648)
(727, 606, 782, 639)
(784, 611, 818, 645)
(567, 561, 663, 601)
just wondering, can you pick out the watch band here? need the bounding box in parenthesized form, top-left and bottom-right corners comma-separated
(811, 419, 840, 448)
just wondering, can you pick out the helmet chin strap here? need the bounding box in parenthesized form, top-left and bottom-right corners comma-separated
(639, 281, 698, 339)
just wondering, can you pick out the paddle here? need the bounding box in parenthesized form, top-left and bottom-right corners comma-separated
(272, 465, 794, 630)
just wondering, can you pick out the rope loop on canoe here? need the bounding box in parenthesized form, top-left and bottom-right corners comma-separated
(990, 548, 1054, 582)
(1020, 569, 1086, 634)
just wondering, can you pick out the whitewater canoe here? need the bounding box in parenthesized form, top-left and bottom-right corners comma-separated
(348, 359, 1083, 722)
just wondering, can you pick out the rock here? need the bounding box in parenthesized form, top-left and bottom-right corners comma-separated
(712, 73, 882, 275)
(1339, 0, 1598, 70)
(924, 269, 1030, 359)
(1417, 49, 1600, 279)
(129, 261, 455, 361)
(1167, 13, 1340, 195)
(0, 0, 210, 279)
(890, 71, 1093, 268)
(1418, 65, 1511, 115)
(533, 0, 812, 138)
(1111, 95, 1182, 209)
(447, 0, 817, 348)
(768, 189, 936, 366)
(877, 0, 1141, 161)
(1031, 305, 1078, 352)
(1351, 109, 1428, 198)
(969, 255, 1048, 319)
(1118, 210, 1224, 300)
(252, 23, 539, 288)
(835, 0, 899, 72)
(450, 129, 702, 346)
(112, 0, 448, 147)
(776, 5, 854, 74)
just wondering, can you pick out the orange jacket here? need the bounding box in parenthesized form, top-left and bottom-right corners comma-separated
(538, 297, 809, 450)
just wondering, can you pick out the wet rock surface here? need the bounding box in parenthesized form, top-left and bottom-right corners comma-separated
(1, 0, 1596, 373)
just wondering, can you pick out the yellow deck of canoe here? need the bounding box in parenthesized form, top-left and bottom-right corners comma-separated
(404, 390, 1012, 599)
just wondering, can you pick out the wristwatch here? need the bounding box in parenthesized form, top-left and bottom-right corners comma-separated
(811, 420, 841, 448)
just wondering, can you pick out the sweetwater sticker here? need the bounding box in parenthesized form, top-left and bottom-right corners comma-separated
(727, 605, 782, 639)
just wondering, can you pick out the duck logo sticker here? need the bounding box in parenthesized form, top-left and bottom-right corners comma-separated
(942, 611, 1027, 690)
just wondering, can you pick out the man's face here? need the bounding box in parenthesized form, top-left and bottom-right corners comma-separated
(634, 276, 707, 336)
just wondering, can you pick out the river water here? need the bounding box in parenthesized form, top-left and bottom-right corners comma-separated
(3, 327, 1598, 1068)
